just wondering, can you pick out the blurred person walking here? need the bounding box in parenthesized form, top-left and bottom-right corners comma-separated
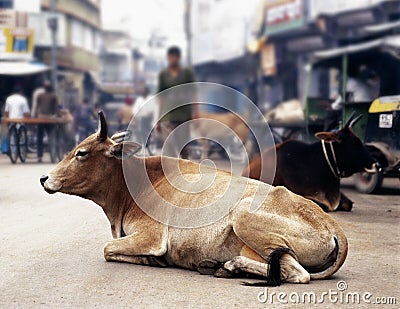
(157, 46, 197, 159)
(133, 86, 152, 117)
(4, 85, 30, 119)
(132, 86, 156, 144)
(73, 98, 96, 141)
(117, 96, 134, 130)
(36, 81, 60, 162)
(31, 80, 46, 117)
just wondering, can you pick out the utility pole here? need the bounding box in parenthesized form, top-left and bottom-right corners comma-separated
(184, 0, 192, 65)
(48, 0, 58, 92)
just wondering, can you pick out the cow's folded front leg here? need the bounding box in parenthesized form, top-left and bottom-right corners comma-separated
(214, 256, 269, 278)
(105, 254, 168, 267)
(104, 227, 168, 265)
(337, 192, 353, 211)
(197, 259, 222, 275)
(105, 255, 151, 265)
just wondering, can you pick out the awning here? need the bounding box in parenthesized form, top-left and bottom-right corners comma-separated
(313, 39, 382, 61)
(87, 70, 102, 89)
(312, 35, 400, 62)
(364, 20, 400, 34)
(103, 47, 130, 56)
(0, 61, 49, 76)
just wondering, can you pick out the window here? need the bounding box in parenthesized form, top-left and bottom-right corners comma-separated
(92, 29, 100, 53)
(71, 19, 84, 48)
(83, 25, 92, 51)
(0, 0, 13, 9)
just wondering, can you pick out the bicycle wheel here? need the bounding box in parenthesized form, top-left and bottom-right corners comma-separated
(7, 125, 19, 164)
(18, 125, 28, 162)
(48, 128, 58, 163)
(27, 125, 37, 153)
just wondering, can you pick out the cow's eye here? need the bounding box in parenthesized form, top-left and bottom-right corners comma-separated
(75, 150, 89, 157)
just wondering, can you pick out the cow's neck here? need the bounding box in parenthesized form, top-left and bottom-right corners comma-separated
(310, 141, 341, 183)
(88, 156, 165, 238)
(88, 159, 133, 237)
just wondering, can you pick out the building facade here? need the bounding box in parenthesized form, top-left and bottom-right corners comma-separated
(189, 0, 260, 111)
(98, 30, 135, 103)
(255, 0, 400, 108)
(189, 0, 400, 114)
(0, 0, 45, 113)
(29, 0, 102, 108)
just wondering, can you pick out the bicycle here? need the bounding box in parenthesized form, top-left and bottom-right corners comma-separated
(4, 117, 71, 164)
(7, 123, 28, 164)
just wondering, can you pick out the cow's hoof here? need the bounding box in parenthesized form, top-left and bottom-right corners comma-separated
(104, 241, 117, 261)
(338, 202, 353, 212)
(197, 259, 221, 275)
(148, 256, 168, 267)
(214, 267, 233, 278)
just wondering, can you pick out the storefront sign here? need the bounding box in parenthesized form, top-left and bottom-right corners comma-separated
(0, 10, 16, 27)
(0, 27, 34, 60)
(265, 0, 305, 35)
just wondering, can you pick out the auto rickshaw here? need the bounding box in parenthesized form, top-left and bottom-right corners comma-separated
(304, 34, 400, 193)
(350, 96, 400, 193)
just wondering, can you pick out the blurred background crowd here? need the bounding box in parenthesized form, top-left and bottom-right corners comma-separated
(0, 0, 399, 161)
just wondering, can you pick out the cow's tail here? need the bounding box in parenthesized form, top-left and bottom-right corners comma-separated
(309, 228, 348, 280)
(241, 247, 292, 287)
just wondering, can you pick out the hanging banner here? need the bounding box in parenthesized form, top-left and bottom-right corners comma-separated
(261, 43, 277, 76)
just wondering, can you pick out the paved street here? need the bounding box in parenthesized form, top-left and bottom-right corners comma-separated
(0, 155, 399, 308)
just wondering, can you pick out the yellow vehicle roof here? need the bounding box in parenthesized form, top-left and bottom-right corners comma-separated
(369, 96, 400, 113)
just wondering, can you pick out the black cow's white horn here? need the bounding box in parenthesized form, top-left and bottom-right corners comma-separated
(349, 114, 363, 129)
(344, 111, 356, 129)
(97, 111, 108, 141)
(364, 163, 378, 174)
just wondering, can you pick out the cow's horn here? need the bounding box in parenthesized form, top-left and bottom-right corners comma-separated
(343, 111, 356, 129)
(349, 114, 363, 129)
(97, 111, 108, 141)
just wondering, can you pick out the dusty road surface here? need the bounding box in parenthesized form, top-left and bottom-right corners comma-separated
(0, 156, 399, 308)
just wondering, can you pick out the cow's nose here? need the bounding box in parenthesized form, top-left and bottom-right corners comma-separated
(40, 175, 49, 187)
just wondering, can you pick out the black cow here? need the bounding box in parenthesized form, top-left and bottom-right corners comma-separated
(242, 114, 376, 211)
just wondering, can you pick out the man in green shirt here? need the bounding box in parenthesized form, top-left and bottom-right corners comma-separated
(157, 46, 198, 159)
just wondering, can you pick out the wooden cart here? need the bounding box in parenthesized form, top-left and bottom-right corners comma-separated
(2, 117, 70, 164)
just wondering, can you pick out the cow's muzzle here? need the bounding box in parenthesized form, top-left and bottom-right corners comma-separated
(40, 175, 61, 194)
(40, 175, 48, 187)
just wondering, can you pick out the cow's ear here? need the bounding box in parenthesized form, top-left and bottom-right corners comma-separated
(315, 132, 341, 142)
(110, 130, 131, 143)
(110, 141, 141, 159)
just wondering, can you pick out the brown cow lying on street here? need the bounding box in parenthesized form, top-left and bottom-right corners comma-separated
(40, 112, 348, 286)
(242, 113, 377, 212)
